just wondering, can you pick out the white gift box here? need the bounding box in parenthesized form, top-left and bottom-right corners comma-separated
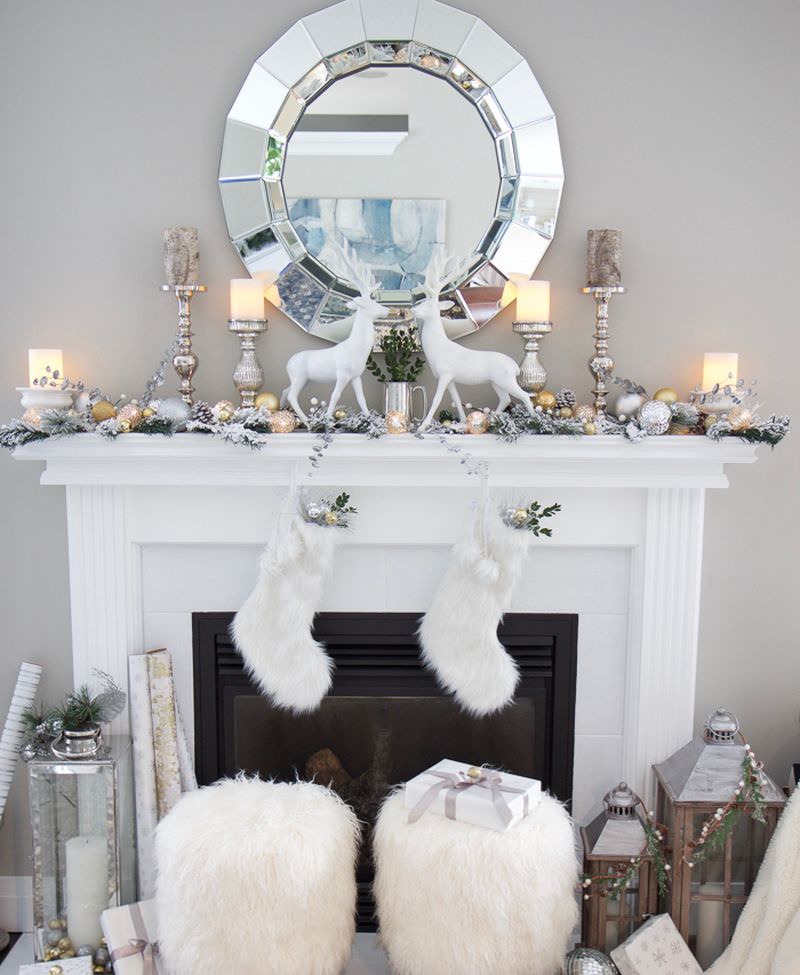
(403, 758, 541, 832)
(101, 899, 164, 975)
(611, 913, 702, 975)
(20, 960, 92, 975)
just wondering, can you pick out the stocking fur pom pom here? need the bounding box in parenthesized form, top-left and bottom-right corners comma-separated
(232, 499, 341, 713)
(419, 505, 531, 716)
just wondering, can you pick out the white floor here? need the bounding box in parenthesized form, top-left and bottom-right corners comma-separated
(0, 933, 392, 973)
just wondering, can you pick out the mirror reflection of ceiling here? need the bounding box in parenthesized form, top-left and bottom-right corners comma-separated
(218, 0, 565, 342)
(283, 68, 498, 292)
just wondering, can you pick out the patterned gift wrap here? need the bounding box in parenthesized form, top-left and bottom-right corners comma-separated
(611, 913, 702, 975)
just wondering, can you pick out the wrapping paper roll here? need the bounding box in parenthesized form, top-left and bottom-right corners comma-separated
(128, 654, 158, 898)
(146, 651, 182, 820)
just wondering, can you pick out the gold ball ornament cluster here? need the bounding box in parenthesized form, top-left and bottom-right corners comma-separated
(535, 390, 557, 411)
(653, 387, 679, 405)
(91, 400, 116, 423)
(726, 405, 753, 431)
(465, 410, 489, 435)
(269, 410, 298, 434)
(254, 391, 280, 411)
(385, 410, 409, 434)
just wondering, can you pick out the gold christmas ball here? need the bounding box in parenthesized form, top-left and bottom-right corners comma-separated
(704, 414, 718, 431)
(57, 938, 73, 951)
(668, 423, 693, 436)
(93, 967, 106, 974)
(466, 766, 482, 781)
(385, 410, 408, 435)
(535, 390, 557, 411)
(324, 511, 339, 526)
(583, 421, 597, 436)
(465, 409, 489, 435)
(254, 391, 280, 412)
(91, 399, 116, 423)
(653, 387, 679, 405)
(48, 919, 66, 931)
(512, 507, 528, 526)
(726, 405, 753, 431)
(213, 400, 235, 424)
(333, 407, 348, 421)
(118, 403, 143, 429)
(269, 409, 298, 434)
(44, 948, 60, 961)
(558, 406, 574, 419)
(22, 407, 42, 428)
(118, 419, 131, 433)
(141, 406, 155, 418)
(61, 950, 76, 959)
(574, 404, 596, 423)
(49, 966, 64, 975)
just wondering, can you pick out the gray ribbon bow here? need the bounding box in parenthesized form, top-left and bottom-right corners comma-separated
(408, 767, 530, 828)
(109, 902, 161, 974)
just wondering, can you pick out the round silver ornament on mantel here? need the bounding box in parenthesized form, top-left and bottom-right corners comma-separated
(637, 399, 671, 436)
(151, 397, 191, 430)
(564, 947, 620, 974)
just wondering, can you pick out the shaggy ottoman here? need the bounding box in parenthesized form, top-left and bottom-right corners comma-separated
(373, 790, 578, 975)
(155, 777, 360, 975)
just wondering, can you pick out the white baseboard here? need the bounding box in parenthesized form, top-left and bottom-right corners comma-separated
(0, 876, 32, 932)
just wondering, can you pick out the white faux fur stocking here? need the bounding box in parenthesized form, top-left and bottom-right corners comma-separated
(419, 503, 532, 716)
(232, 498, 341, 713)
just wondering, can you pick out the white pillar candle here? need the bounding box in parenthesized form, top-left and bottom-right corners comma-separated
(702, 352, 739, 390)
(515, 280, 551, 322)
(28, 349, 63, 388)
(499, 273, 529, 309)
(696, 881, 725, 969)
(65, 835, 108, 948)
(230, 279, 265, 320)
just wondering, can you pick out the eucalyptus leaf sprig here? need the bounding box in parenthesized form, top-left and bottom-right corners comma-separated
(367, 326, 425, 383)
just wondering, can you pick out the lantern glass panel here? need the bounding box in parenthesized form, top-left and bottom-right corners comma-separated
(29, 737, 135, 960)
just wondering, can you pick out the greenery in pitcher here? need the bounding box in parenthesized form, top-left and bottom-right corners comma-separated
(367, 326, 425, 383)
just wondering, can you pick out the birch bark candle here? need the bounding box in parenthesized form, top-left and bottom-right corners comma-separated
(587, 229, 622, 287)
(65, 835, 108, 947)
(163, 227, 200, 285)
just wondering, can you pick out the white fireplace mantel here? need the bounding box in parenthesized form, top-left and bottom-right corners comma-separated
(15, 434, 758, 813)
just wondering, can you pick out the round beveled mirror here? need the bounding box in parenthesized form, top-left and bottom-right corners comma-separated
(219, 0, 564, 341)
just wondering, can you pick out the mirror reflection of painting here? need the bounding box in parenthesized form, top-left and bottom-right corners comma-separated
(287, 198, 445, 292)
(283, 68, 497, 293)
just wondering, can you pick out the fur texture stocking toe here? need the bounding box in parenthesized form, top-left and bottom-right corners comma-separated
(419, 504, 532, 716)
(232, 499, 341, 713)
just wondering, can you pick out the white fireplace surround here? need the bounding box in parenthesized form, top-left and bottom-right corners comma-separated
(16, 433, 758, 823)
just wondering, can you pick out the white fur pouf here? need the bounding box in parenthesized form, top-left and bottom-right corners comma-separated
(373, 790, 578, 975)
(155, 777, 360, 975)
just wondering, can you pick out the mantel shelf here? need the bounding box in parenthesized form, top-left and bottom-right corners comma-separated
(14, 432, 759, 489)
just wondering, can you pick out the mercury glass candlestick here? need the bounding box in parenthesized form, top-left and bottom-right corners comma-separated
(512, 280, 553, 393)
(228, 318, 269, 407)
(160, 283, 206, 405)
(581, 285, 626, 414)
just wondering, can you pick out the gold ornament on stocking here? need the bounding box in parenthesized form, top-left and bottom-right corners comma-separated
(269, 410, 297, 434)
(465, 410, 489, 434)
(385, 410, 409, 434)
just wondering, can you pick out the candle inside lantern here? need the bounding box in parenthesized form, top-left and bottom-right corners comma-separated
(702, 352, 739, 390)
(515, 280, 551, 322)
(28, 349, 64, 389)
(65, 834, 108, 948)
(230, 279, 266, 321)
(587, 229, 622, 287)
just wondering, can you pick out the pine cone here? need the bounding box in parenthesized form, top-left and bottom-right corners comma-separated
(190, 400, 214, 425)
(556, 389, 577, 409)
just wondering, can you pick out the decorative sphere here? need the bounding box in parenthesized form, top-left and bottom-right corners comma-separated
(254, 391, 280, 411)
(726, 405, 753, 431)
(57, 938, 73, 951)
(117, 404, 143, 429)
(91, 400, 116, 423)
(465, 410, 489, 435)
(73, 390, 92, 413)
(22, 407, 42, 428)
(535, 390, 557, 411)
(141, 406, 156, 418)
(613, 391, 645, 419)
(574, 404, 596, 424)
(564, 946, 618, 974)
(212, 400, 235, 424)
(638, 399, 672, 436)
(558, 406, 574, 419)
(583, 421, 597, 435)
(307, 504, 321, 520)
(704, 414, 718, 430)
(48, 919, 65, 931)
(269, 410, 298, 434)
(669, 423, 693, 436)
(157, 398, 192, 429)
(333, 407, 348, 421)
(49, 966, 64, 975)
(47, 932, 61, 946)
(118, 419, 131, 433)
(324, 511, 339, 526)
(93, 947, 110, 966)
(466, 766, 482, 781)
(385, 410, 409, 435)
(512, 507, 528, 526)
(653, 386, 679, 405)
(77, 945, 95, 956)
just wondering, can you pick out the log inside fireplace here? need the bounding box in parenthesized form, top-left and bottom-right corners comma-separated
(193, 612, 577, 930)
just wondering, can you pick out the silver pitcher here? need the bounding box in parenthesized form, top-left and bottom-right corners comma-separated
(384, 381, 428, 425)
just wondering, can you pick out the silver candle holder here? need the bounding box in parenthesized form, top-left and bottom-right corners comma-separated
(161, 283, 207, 405)
(512, 320, 553, 393)
(581, 285, 625, 414)
(228, 318, 268, 408)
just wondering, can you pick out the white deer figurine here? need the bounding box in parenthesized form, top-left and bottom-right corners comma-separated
(416, 252, 536, 431)
(281, 242, 389, 425)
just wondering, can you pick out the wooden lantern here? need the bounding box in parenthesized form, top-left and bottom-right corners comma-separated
(580, 782, 658, 952)
(653, 708, 785, 968)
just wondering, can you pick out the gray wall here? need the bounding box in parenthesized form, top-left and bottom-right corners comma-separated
(1, 0, 798, 880)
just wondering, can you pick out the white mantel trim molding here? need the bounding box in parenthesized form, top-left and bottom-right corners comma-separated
(14, 434, 758, 806)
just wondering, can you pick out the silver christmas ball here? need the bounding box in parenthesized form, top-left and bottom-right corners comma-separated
(154, 397, 191, 429)
(565, 947, 620, 975)
(77, 944, 95, 956)
(613, 390, 646, 419)
(638, 399, 671, 436)
(20, 741, 39, 762)
(93, 947, 110, 966)
(306, 504, 321, 520)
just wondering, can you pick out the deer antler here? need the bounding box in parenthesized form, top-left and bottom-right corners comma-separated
(422, 248, 471, 298)
(330, 238, 379, 297)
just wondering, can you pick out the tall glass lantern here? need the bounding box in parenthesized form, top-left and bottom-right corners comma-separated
(653, 709, 785, 968)
(580, 782, 658, 952)
(29, 736, 135, 961)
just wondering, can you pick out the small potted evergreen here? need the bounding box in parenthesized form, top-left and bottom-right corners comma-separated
(367, 326, 427, 423)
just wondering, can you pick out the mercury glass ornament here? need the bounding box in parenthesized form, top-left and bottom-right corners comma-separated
(564, 947, 619, 974)
(575, 404, 596, 423)
(725, 405, 753, 431)
(269, 410, 297, 434)
(638, 399, 671, 436)
(385, 410, 409, 434)
(465, 410, 489, 434)
(117, 404, 143, 430)
(212, 400, 235, 423)
(22, 407, 43, 428)
(512, 508, 528, 526)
